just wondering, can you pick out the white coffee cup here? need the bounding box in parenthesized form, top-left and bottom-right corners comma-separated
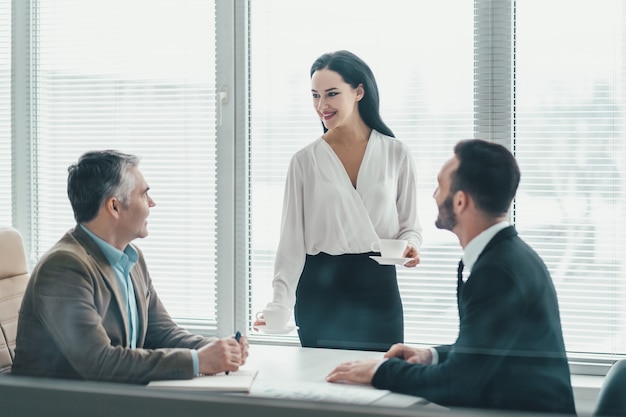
(371, 239, 408, 258)
(257, 307, 290, 329)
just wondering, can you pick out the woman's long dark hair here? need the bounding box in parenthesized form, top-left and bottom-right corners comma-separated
(310, 50, 395, 138)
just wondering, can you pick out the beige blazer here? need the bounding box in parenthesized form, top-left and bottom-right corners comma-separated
(12, 225, 214, 383)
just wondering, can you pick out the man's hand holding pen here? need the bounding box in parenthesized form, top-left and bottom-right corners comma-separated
(197, 331, 249, 376)
(226, 331, 243, 375)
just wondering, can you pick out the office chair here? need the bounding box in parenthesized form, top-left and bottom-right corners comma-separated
(0, 227, 29, 374)
(593, 359, 626, 416)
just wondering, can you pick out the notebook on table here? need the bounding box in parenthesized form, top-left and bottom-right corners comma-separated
(147, 369, 258, 393)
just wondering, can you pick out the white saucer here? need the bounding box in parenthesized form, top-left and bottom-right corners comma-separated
(369, 256, 411, 266)
(256, 325, 298, 335)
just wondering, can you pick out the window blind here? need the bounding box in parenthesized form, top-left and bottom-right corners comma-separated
(515, 0, 626, 358)
(8, 0, 624, 364)
(248, 0, 626, 361)
(33, 0, 219, 332)
(248, 0, 474, 345)
(0, 0, 10, 227)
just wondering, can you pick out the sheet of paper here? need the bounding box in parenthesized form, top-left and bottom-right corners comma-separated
(147, 369, 258, 392)
(250, 381, 390, 405)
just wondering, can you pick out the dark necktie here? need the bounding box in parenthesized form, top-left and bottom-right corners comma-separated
(456, 259, 464, 297)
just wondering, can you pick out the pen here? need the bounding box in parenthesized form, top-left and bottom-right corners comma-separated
(226, 330, 242, 375)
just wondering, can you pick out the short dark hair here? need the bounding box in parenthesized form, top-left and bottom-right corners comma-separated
(451, 139, 520, 217)
(310, 50, 395, 138)
(67, 150, 140, 223)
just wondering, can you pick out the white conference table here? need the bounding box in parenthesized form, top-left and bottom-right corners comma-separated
(242, 343, 433, 409)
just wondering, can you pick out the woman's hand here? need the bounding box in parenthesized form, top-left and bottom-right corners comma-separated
(252, 312, 266, 330)
(403, 244, 421, 267)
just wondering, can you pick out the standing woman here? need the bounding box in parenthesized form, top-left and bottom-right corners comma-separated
(257, 50, 422, 351)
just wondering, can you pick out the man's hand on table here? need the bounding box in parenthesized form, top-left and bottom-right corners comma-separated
(326, 343, 433, 385)
(326, 358, 379, 385)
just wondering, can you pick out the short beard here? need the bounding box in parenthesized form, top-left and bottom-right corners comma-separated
(435, 195, 457, 231)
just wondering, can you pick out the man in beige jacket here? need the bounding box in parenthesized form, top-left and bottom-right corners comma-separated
(12, 150, 248, 383)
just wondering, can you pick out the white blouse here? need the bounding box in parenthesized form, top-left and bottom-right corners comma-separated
(269, 130, 423, 310)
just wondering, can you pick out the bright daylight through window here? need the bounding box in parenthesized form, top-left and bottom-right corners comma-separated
(29, 0, 219, 331)
(2, 0, 625, 364)
(248, 0, 626, 361)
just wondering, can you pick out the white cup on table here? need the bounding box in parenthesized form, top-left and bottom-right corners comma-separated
(371, 239, 408, 258)
(257, 307, 290, 329)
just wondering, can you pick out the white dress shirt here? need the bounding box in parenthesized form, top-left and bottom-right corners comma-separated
(459, 220, 510, 281)
(269, 130, 423, 310)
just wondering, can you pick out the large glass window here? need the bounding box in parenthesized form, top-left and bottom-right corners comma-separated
(248, 0, 474, 345)
(515, 0, 626, 357)
(31, 0, 219, 331)
(5, 0, 625, 364)
(247, 0, 626, 361)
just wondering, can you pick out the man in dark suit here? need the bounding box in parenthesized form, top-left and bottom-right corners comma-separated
(327, 139, 576, 414)
(12, 150, 248, 383)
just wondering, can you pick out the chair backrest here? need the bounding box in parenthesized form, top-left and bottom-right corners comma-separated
(593, 359, 626, 416)
(0, 227, 29, 374)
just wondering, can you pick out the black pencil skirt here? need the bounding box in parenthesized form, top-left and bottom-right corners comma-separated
(294, 252, 403, 351)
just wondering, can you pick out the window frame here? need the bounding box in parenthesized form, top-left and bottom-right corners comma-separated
(8, 0, 623, 373)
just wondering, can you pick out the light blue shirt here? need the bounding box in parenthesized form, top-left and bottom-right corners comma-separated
(80, 225, 200, 374)
(81, 225, 139, 348)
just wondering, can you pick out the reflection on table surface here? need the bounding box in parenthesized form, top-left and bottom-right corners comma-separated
(243, 343, 429, 408)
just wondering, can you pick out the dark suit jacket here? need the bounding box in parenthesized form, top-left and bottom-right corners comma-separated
(12, 226, 215, 383)
(372, 226, 576, 414)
